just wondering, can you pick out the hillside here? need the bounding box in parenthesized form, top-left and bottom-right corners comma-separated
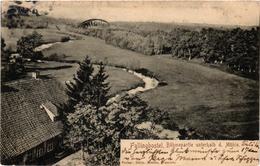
(42, 36, 259, 139)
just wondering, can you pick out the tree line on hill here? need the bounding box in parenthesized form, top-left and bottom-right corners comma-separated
(71, 26, 259, 79)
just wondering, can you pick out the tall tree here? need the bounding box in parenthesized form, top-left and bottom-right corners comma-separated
(89, 62, 110, 109)
(65, 55, 94, 112)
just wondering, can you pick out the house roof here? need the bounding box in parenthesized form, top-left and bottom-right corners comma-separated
(1, 78, 68, 161)
(42, 101, 59, 117)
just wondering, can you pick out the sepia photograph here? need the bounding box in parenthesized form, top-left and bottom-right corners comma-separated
(0, 1, 259, 165)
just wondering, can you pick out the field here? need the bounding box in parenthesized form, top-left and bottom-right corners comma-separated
(26, 60, 143, 96)
(41, 36, 258, 139)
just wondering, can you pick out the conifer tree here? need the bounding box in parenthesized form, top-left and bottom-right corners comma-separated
(89, 62, 110, 109)
(65, 55, 94, 112)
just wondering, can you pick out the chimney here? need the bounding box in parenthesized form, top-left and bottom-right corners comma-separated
(32, 71, 40, 79)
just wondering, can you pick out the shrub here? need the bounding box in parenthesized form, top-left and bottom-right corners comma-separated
(47, 53, 60, 61)
(17, 31, 43, 60)
(61, 36, 70, 42)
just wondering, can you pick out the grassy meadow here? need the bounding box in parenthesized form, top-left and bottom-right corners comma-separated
(25, 60, 143, 96)
(41, 36, 259, 139)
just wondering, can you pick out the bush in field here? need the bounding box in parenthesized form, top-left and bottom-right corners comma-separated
(17, 31, 43, 60)
(61, 36, 70, 42)
(47, 53, 60, 61)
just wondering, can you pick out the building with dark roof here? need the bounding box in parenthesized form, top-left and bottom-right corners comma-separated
(1, 78, 67, 164)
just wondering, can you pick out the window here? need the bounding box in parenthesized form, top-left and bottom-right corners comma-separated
(47, 142, 54, 152)
(39, 147, 44, 157)
(36, 147, 43, 158)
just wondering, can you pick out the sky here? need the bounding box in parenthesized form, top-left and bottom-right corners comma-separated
(2, 1, 260, 26)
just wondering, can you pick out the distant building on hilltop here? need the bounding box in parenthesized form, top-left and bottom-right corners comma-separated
(1, 78, 67, 164)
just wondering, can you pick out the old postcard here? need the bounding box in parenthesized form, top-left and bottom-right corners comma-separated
(1, 1, 259, 165)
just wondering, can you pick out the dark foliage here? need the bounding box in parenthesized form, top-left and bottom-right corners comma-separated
(71, 25, 259, 79)
(61, 36, 70, 42)
(65, 55, 94, 112)
(67, 95, 157, 165)
(65, 57, 111, 112)
(17, 31, 43, 61)
(88, 62, 110, 109)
